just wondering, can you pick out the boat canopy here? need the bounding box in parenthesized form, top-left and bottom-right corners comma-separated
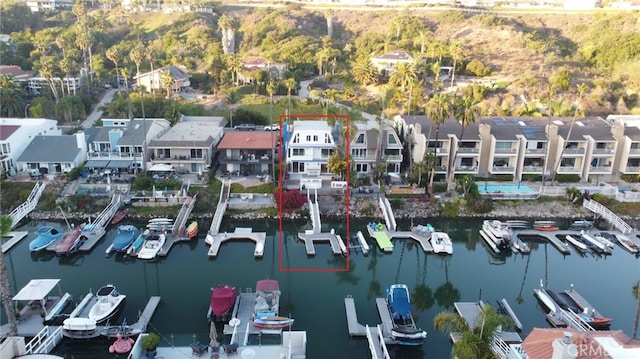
(13, 279, 61, 301)
(211, 286, 237, 316)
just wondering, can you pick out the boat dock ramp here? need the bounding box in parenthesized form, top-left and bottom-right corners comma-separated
(207, 179, 230, 238)
(365, 225, 433, 253)
(157, 196, 197, 256)
(206, 228, 266, 257)
(344, 295, 391, 359)
(297, 230, 346, 256)
(533, 288, 597, 331)
(516, 229, 571, 254)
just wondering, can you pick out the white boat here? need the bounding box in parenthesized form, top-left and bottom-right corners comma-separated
(430, 232, 453, 255)
(63, 317, 97, 331)
(479, 229, 500, 253)
(580, 231, 611, 254)
(136, 233, 166, 260)
(149, 218, 174, 223)
(88, 284, 126, 323)
(533, 288, 557, 314)
(565, 235, 587, 252)
(356, 230, 369, 254)
(481, 220, 511, 252)
(609, 233, 639, 253)
(592, 233, 615, 250)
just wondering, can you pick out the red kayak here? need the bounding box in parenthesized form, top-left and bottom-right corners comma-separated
(111, 210, 127, 225)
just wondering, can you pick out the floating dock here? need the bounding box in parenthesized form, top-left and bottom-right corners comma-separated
(517, 229, 571, 254)
(207, 228, 266, 257)
(156, 196, 197, 257)
(365, 226, 434, 253)
(297, 230, 345, 255)
(222, 291, 264, 337)
(343, 295, 391, 358)
(533, 288, 595, 331)
(1, 231, 28, 253)
(453, 302, 523, 343)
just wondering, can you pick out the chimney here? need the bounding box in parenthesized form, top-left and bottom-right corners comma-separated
(552, 332, 577, 359)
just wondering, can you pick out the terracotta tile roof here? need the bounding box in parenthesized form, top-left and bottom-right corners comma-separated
(522, 328, 640, 359)
(217, 131, 277, 150)
(242, 57, 268, 66)
(0, 65, 33, 80)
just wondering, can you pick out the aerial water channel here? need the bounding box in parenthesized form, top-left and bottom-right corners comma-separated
(2, 217, 638, 358)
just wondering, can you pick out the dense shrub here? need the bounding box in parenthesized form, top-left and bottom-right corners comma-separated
(436, 10, 466, 24)
(466, 59, 491, 77)
(467, 197, 494, 214)
(555, 174, 581, 183)
(273, 189, 307, 213)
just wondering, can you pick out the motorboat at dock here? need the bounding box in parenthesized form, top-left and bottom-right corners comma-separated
(208, 285, 238, 323)
(602, 232, 639, 253)
(55, 226, 85, 255)
(480, 220, 512, 253)
(106, 225, 140, 255)
(429, 231, 453, 255)
(253, 279, 294, 329)
(136, 233, 166, 260)
(88, 284, 126, 323)
(386, 284, 427, 346)
(29, 226, 62, 252)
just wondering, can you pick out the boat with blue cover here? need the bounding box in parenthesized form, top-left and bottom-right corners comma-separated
(29, 226, 63, 252)
(386, 284, 427, 345)
(107, 225, 140, 254)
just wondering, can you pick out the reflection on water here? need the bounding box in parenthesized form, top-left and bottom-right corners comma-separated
(1, 218, 639, 358)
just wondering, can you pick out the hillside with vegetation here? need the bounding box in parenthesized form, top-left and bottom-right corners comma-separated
(1, 2, 639, 123)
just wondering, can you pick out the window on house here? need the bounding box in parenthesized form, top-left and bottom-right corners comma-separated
(565, 142, 579, 149)
(325, 134, 332, 144)
(387, 133, 397, 144)
(351, 149, 367, 158)
(631, 143, 640, 150)
(313, 135, 318, 142)
(321, 149, 334, 157)
(292, 148, 305, 156)
(190, 149, 203, 158)
(356, 164, 368, 172)
(356, 133, 365, 144)
(306, 135, 311, 141)
(495, 141, 511, 149)
(293, 134, 299, 143)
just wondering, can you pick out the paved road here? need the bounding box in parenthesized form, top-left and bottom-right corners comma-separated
(82, 89, 117, 128)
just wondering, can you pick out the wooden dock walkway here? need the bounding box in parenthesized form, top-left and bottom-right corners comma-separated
(207, 228, 266, 257)
(344, 296, 366, 336)
(365, 226, 434, 253)
(223, 292, 262, 336)
(130, 296, 161, 334)
(563, 288, 605, 318)
(79, 194, 123, 250)
(517, 229, 571, 254)
(297, 231, 343, 255)
(1, 231, 28, 253)
(375, 298, 397, 345)
(171, 195, 196, 238)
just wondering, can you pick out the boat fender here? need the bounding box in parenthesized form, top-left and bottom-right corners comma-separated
(378, 223, 384, 230)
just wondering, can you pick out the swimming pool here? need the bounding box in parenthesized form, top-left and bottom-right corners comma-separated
(480, 184, 535, 193)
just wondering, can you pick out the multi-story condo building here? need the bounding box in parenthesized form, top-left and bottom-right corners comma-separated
(350, 122, 403, 178)
(216, 131, 279, 176)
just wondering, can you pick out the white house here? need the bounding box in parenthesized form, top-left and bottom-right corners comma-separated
(370, 50, 416, 77)
(16, 131, 87, 176)
(286, 120, 336, 177)
(0, 118, 61, 176)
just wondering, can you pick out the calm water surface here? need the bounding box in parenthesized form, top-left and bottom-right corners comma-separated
(2, 217, 639, 358)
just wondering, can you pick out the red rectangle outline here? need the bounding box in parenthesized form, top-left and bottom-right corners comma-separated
(278, 114, 350, 272)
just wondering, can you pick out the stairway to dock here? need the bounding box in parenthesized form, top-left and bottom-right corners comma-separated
(9, 181, 46, 228)
(172, 195, 196, 237)
(378, 197, 397, 231)
(583, 199, 633, 234)
(308, 188, 321, 234)
(207, 179, 230, 238)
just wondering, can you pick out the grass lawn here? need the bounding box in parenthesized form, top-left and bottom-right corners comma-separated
(209, 102, 327, 124)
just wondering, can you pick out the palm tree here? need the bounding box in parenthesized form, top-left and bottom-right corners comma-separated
(434, 304, 513, 359)
(413, 30, 430, 59)
(146, 49, 156, 94)
(130, 45, 145, 84)
(0, 215, 17, 336)
(226, 54, 242, 86)
(388, 62, 417, 92)
(447, 95, 480, 192)
(161, 70, 174, 99)
(106, 45, 123, 91)
(0, 74, 27, 117)
(218, 13, 237, 54)
(426, 93, 451, 198)
(284, 77, 297, 117)
(448, 41, 464, 92)
(266, 80, 276, 178)
(351, 57, 379, 86)
(551, 83, 588, 182)
(37, 56, 60, 103)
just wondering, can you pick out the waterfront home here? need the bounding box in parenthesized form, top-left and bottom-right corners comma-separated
(0, 118, 61, 177)
(84, 118, 171, 173)
(350, 121, 403, 178)
(238, 56, 287, 83)
(147, 116, 225, 175)
(286, 120, 335, 178)
(133, 65, 191, 93)
(216, 130, 279, 176)
(15, 131, 87, 176)
(521, 327, 640, 358)
(370, 50, 416, 77)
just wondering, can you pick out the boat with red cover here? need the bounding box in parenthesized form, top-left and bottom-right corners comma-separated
(55, 226, 85, 255)
(111, 210, 128, 225)
(208, 285, 237, 322)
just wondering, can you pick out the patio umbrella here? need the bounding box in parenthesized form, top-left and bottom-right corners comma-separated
(209, 322, 219, 348)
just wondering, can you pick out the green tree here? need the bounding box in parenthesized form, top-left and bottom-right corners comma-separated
(549, 67, 572, 91)
(448, 41, 464, 91)
(57, 95, 86, 125)
(388, 62, 417, 92)
(284, 77, 297, 116)
(106, 45, 123, 91)
(0, 215, 17, 336)
(0, 75, 27, 117)
(552, 83, 588, 181)
(161, 70, 174, 99)
(327, 152, 347, 179)
(447, 95, 480, 192)
(351, 57, 379, 86)
(434, 304, 513, 359)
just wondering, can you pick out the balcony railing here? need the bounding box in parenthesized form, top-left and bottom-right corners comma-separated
(563, 148, 585, 155)
(592, 148, 615, 155)
(558, 166, 580, 173)
(522, 165, 544, 173)
(525, 148, 547, 154)
(589, 166, 613, 173)
(494, 148, 517, 154)
(218, 153, 275, 164)
(491, 166, 515, 173)
(455, 166, 478, 172)
(435, 166, 447, 173)
(629, 148, 640, 154)
(622, 166, 640, 174)
(384, 154, 402, 161)
(458, 147, 480, 154)
(351, 155, 377, 161)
